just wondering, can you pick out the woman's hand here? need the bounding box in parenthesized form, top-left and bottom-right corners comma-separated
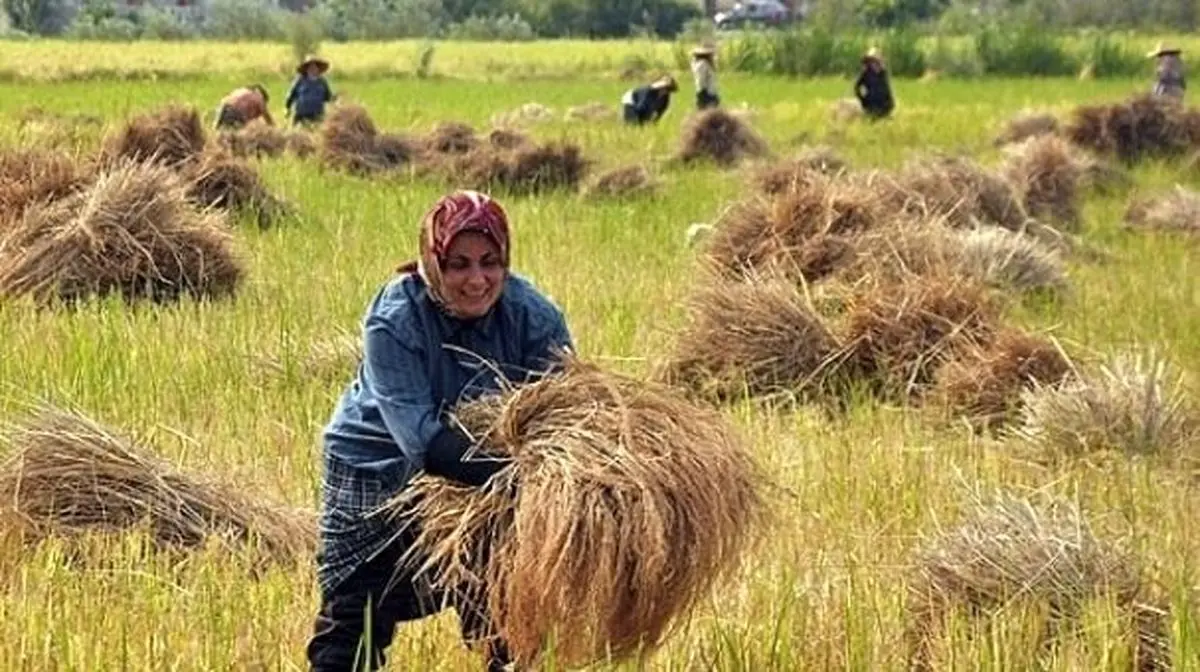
(425, 425, 512, 488)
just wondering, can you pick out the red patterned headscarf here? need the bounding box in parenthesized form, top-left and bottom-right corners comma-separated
(397, 190, 510, 305)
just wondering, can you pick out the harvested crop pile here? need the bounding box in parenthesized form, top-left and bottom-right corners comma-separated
(906, 493, 1168, 672)
(752, 147, 848, 195)
(1014, 351, 1199, 461)
(423, 122, 479, 155)
(0, 149, 91, 218)
(842, 276, 1000, 399)
(654, 277, 843, 401)
(100, 104, 206, 168)
(286, 131, 317, 158)
(392, 358, 764, 668)
(0, 159, 242, 305)
(954, 227, 1067, 293)
(1002, 134, 1082, 229)
(564, 102, 615, 122)
(1065, 94, 1200, 163)
(0, 405, 315, 564)
(1076, 153, 1132, 195)
(993, 111, 1059, 147)
(1125, 186, 1200, 233)
(932, 329, 1072, 429)
(678, 109, 769, 167)
(216, 120, 289, 159)
(870, 155, 1029, 231)
(320, 104, 417, 175)
(447, 141, 589, 195)
(183, 152, 291, 229)
(704, 176, 883, 282)
(487, 128, 530, 151)
(582, 164, 657, 199)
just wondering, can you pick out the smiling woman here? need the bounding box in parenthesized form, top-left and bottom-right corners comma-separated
(308, 190, 574, 671)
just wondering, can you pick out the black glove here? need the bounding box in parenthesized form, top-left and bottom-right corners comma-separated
(425, 425, 510, 488)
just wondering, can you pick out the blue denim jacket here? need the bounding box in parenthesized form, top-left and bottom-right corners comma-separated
(323, 272, 572, 482)
(285, 75, 333, 119)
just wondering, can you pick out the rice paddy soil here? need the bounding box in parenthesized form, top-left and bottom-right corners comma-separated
(2, 58, 1200, 670)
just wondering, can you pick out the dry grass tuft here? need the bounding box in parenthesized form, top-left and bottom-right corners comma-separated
(0, 159, 242, 305)
(1065, 94, 1200, 163)
(954, 227, 1068, 294)
(1002, 134, 1083, 229)
(392, 358, 765, 667)
(183, 151, 291, 228)
(1014, 351, 1200, 461)
(932, 330, 1073, 429)
(906, 492, 1168, 672)
(654, 276, 843, 401)
(100, 104, 206, 169)
(842, 276, 1001, 399)
(1125, 186, 1200, 234)
(751, 147, 848, 196)
(0, 405, 315, 564)
(677, 109, 769, 167)
(994, 111, 1060, 147)
(582, 164, 658, 199)
(871, 155, 1029, 231)
(0, 149, 91, 218)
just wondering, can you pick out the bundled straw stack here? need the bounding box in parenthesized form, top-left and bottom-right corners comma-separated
(0, 405, 315, 564)
(390, 358, 764, 667)
(677, 109, 769, 167)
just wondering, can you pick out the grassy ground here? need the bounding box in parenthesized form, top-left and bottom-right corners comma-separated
(2, 60, 1200, 670)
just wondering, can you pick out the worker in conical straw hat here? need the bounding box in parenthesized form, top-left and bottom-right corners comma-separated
(691, 44, 720, 111)
(855, 46, 895, 120)
(286, 54, 336, 126)
(1147, 42, 1186, 100)
(621, 74, 678, 125)
(305, 189, 575, 672)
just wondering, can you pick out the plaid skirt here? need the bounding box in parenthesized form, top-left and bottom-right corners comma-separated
(317, 454, 421, 599)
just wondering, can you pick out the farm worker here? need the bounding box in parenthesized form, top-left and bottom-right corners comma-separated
(286, 54, 336, 126)
(691, 45, 720, 110)
(1149, 43, 1186, 100)
(621, 75, 678, 125)
(213, 84, 273, 130)
(854, 47, 895, 120)
(305, 190, 574, 672)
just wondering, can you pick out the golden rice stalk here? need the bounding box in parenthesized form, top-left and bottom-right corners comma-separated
(391, 358, 765, 667)
(0, 404, 315, 565)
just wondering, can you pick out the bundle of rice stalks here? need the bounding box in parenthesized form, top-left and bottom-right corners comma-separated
(392, 358, 765, 667)
(842, 277, 1000, 399)
(449, 142, 589, 195)
(319, 104, 417, 175)
(423, 122, 479, 155)
(216, 120, 289, 159)
(677, 109, 769, 168)
(1125, 186, 1200, 234)
(1002, 134, 1082, 229)
(17, 108, 104, 152)
(751, 147, 848, 196)
(564, 102, 615, 122)
(0, 159, 242, 305)
(0, 149, 91, 219)
(873, 155, 1029, 231)
(1065, 94, 1200, 163)
(993, 111, 1060, 147)
(100, 104, 206, 168)
(954, 227, 1068, 294)
(183, 152, 291, 229)
(830, 98, 863, 123)
(932, 330, 1072, 429)
(582, 164, 658, 199)
(252, 328, 362, 383)
(1013, 351, 1199, 462)
(285, 131, 317, 159)
(704, 176, 884, 282)
(906, 493, 1168, 672)
(841, 226, 963, 286)
(487, 128, 530, 151)
(0, 406, 315, 564)
(654, 276, 843, 401)
(1076, 153, 1132, 195)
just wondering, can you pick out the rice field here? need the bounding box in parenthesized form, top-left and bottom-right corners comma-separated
(3, 42, 1200, 671)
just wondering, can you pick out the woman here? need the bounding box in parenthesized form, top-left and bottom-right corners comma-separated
(621, 75, 678, 125)
(854, 47, 895, 120)
(691, 45, 720, 111)
(1149, 43, 1186, 100)
(306, 190, 574, 672)
(214, 84, 273, 130)
(287, 54, 337, 126)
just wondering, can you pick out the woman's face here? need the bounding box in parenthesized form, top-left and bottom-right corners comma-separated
(440, 231, 506, 319)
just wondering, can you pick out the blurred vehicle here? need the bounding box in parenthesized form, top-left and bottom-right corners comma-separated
(714, 0, 791, 30)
